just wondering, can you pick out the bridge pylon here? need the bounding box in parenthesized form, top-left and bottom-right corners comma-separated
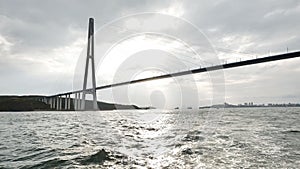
(81, 18, 98, 110)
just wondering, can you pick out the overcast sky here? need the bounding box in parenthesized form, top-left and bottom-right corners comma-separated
(0, 0, 299, 108)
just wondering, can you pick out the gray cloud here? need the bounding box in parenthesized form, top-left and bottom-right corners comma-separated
(0, 0, 299, 107)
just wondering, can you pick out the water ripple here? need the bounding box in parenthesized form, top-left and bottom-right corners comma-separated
(0, 108, 299, 168)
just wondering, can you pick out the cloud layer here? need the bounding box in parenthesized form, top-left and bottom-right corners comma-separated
(0, 0, 299, 107)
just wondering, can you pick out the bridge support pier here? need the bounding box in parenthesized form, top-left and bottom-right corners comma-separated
(74, 93, 81, 110)
(49, 98, 52, 109)
(56, 97, 59, 110)
(67, 94, 71, 110)
(53, 97, 55, 109)
(53, 97, 56, 110)
(51, 97, 53, 109)
(59, 96, 62, 110)
(57, 97, 59, 110)
(74, 93, 77, 110)
(64, 95, 67, 110)
(78, 93, 81, 110)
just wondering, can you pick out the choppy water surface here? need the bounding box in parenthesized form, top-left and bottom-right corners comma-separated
(0, 108, 299, 168)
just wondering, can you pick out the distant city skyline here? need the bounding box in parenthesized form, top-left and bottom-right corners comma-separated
(0, 0, 300, 108)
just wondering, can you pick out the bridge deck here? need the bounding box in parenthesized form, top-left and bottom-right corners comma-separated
(51, 51, 300, 97)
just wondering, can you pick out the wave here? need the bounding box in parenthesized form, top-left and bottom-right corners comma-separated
(20, 158, 70, 169)
(282, 130, 300, 134)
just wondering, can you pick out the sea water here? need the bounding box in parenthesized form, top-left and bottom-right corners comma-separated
(0, 108, 299, 168)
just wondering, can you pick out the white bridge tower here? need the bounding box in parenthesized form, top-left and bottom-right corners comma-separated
(82, 18, 98, 110)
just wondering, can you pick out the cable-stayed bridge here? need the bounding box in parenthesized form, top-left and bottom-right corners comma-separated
(38, 18, 300, 111)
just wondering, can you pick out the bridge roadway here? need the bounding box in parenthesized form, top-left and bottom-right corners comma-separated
(51, 50, 300, 97)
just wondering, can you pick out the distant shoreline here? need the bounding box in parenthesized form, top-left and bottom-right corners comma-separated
(172, 102, 300, 110)
(198, 102, 300, 109)
(1, 95, 298, 111)
(0, 95, 154, 111)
